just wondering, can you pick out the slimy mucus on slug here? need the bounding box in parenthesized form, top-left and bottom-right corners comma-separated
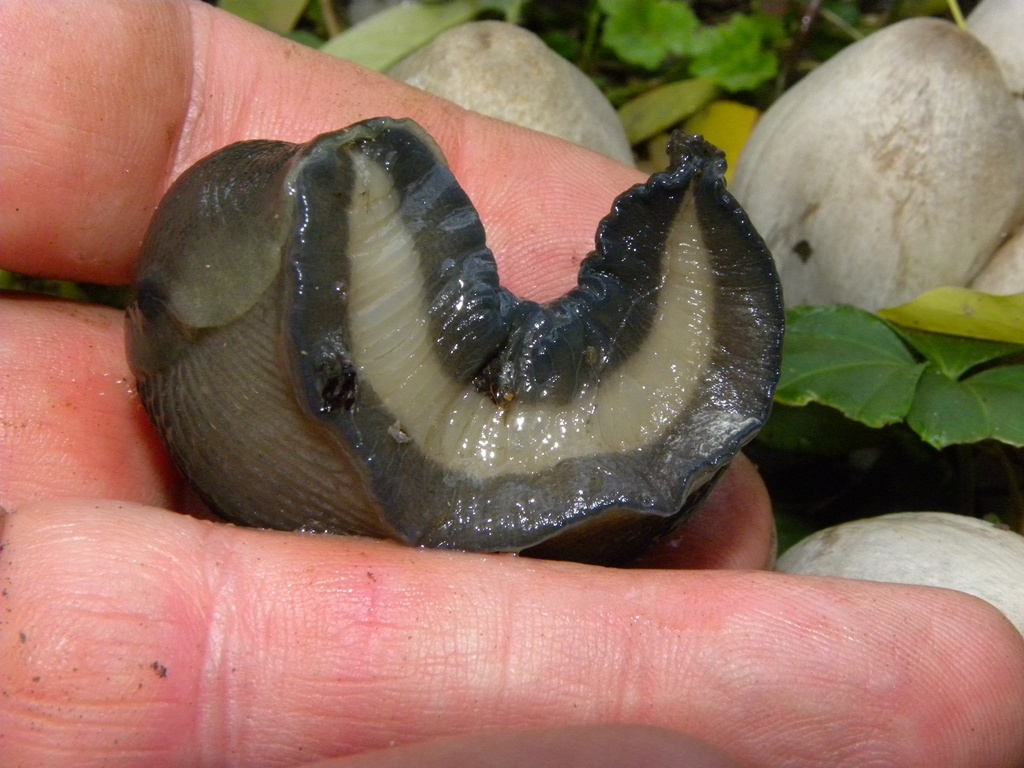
(126, 118, 783, 566)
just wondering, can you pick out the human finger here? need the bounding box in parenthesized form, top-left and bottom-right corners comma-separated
(0, 296, 182, 511)
(309, 725, 738, 768)
(0, 0, 641, 299)
(2, 501, 1022, 767)
(0, 294, 774, 567)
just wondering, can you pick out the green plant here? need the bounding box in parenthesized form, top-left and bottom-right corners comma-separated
(757, 295, 1024, 544)
(598, 0, 783, 90)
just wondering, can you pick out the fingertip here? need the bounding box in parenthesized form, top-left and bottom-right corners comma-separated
(753, 574, 1024, 766)
(909, 588, 1024, 764)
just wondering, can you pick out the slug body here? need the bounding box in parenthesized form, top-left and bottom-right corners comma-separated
(127, 118, 783, 564)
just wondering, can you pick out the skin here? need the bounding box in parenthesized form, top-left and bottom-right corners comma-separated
(1, 2, 1023, 766)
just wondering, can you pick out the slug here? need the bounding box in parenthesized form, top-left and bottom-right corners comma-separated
(126, 117, 783, 565)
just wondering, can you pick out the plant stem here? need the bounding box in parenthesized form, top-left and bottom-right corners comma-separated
(819, 7, 864, 41)
(778, 0, 825, 93)
(319, 0, 342, 38)
(946, 0, 968, 30)
(504, 0, 525, 26)
(579, 3, 602, 72)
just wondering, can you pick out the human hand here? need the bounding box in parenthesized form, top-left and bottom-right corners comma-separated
(2, 2, 1023, 766)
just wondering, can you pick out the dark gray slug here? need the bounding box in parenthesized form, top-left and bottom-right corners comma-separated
(126, 117, 783, 565)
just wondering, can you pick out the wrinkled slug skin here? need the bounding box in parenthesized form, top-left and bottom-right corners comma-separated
(126, 118, 783, 565)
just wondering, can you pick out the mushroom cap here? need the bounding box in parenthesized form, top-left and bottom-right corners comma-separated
(732, 18, 1024, 311)
(388, 21, 634, 165)
(969, 0, 1024, 116)
(777, 512, 1024, 637)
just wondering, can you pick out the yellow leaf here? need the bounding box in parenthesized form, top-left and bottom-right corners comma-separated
(878, 287, 1024, 344)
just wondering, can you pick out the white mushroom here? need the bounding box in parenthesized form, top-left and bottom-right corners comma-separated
(388, 21, 634, 165)
(967, 0, 1024, 294)
(777, 512, 1024, 637)
(968, 0, 1024, 117)
(732, 18, 1024, 310)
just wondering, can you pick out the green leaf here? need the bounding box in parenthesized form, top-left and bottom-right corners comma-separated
(617, 78, 719, 144)
(965, 366, 1024, 445)
(879, 287, 1024, 345)
(688, 14, 783, 92)
(599, 0, 700, 70)
(891, 326, 1024, 380)
(320, 1, 478, 72)
(775, 306, 926, 427)
(906, 365, 1024, 448)
(218, 0, 308, 34)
